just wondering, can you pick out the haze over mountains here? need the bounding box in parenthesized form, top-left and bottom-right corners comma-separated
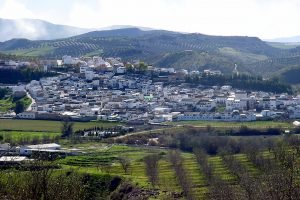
(0, 18, 93, 41)
(0, 18, 156, 42)
(1, 18, 300, 83)
(1, 18, 300, 43)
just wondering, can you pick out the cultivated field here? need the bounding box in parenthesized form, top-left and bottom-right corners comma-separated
(56, 144, 268, 199)
(0, 119, 120, 132)
(0, 131, 60, 143)
(169, 120, 293, 129)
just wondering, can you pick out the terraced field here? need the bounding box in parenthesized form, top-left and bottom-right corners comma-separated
(58, 144, 273, 199)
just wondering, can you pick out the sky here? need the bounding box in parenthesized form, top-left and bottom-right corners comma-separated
(0, 0, 300, 39)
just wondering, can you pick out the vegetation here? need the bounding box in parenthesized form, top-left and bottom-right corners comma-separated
(0, 131, 60, 145)
(61, 119, 74, 138)
(0, 90, 31, 113)
(185, 73, 293, 94)
(144, 154, 160, 188)
(0, 119, 120, 132)
(3, 28, 300, 78)
(2, 128, 300, 199)
(0, 161, 124, 200)
(0, 88, 9, 99)
(0, 68, 56, 84)
(169, 120, 292, 129)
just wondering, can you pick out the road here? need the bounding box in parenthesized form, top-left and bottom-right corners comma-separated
(26, 91, 35, 111)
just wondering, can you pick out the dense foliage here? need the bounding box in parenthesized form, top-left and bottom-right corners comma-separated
(0, 88, 9, 99)
(0, 162, 124, 200)
(185, 73, 293, 94)
(0, 68, 56, 84)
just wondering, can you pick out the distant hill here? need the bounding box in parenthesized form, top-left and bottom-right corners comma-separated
(0, 18, 92, 41)
(267, 36, 300, 43)
(2, 27, 300, 78)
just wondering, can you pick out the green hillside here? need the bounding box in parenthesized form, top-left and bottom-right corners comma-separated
(1, 28, 300, 77)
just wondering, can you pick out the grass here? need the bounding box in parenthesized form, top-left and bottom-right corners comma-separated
(0, 119, 120, 132)
(0, 96, 31, 113)
(0, 98, 14, 112)
(4, 46, 56, 57)
(84, 49, 104, 57)
(209, 156, 236, 182)
(169, 120, 293, 129)
(158, 159, 182, 192)
(234, 154, 260, 176)
(59, 145, 155, 187)
(3, 141, 292, 199)
(182, 153, 208, 198)
(0, 131, 60, 143)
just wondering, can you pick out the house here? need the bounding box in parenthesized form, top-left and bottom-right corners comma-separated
(175, 111, 256, 122)
(116, 67, 127, 74)
(196, 99, 216, 112)
(17, 112, 37, 119)
(0, 156, 31, 165)
(288, 106, 300, 119)
(0, 143, 10, 153)
(19, 143, 61, 156)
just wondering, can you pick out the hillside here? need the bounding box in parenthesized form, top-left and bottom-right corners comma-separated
(1, 28, 300, 77)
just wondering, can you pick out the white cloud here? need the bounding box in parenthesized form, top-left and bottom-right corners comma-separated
(0, 0, 34, 19)
(1, 0, 300, 39)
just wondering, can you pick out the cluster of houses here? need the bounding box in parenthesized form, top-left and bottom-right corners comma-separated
(0, 59, 32, 69)
(2, 55, 300, 123)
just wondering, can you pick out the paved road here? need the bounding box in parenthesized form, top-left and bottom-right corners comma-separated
(26, 91, 35, 111)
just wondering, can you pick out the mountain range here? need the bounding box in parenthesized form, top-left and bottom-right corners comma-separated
(1, 18, 300, 83)
(0, 18, 93, 41)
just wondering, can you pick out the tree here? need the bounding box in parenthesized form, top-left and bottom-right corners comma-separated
(144, 154, 160, 187)
(14, 101, 25, 114)
(0, 88, 9, 99)
(137, 62, 147, 72)
(61, 119, 74, 138)
(118, 156, 131, 174)
(168, 150, 194, 200)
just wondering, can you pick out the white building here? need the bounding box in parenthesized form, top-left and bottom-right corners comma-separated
(116, 67, 127, 74)
(196, 99, 216, 112)
(17, 112, 37, 119)
(19, 143, 61, 156)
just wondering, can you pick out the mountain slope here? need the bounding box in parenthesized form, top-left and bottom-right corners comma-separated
(0, 18, 92, 42)
(1, 27, 300, 77)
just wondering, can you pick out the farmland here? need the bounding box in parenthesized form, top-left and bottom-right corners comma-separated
(1, 119, 300, 199)
(55, 139, 300, 199)
(0, 119, 120, 132)
(169, 120, 293, 129)
(0, 131, 60, 143)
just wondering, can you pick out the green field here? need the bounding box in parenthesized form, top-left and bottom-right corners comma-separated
(169, 120, 293, 129)
(4, 46, 56, 57)
(0, 131, 60, 143)
(0, 119, 120, 132)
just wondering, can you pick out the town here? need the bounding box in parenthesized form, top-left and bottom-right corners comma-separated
(1, 55, 300, 124)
